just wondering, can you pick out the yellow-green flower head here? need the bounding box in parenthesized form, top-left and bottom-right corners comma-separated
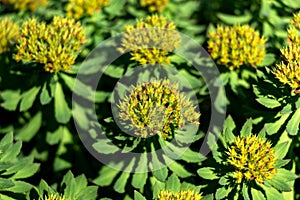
(118, 14, 181, 65)
(66, 0, 109, 20)
(0, 17, 19, 54)
(118, 79, 200, 139)
(287, 11, 300, 45)
(272, 11, 300, 91)
(207, 25, 266, 70)
(14, 16, 86, 73)
(158, 189, 202, 200)
(273, 60, 300, 90)
(42, 194, 66, 200)
(226, 134, 277, 184)
(140, 0, 169, 12)
(0, 0, 47, 12)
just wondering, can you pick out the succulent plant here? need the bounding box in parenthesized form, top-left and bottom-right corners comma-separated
(197, 117, 297, 199)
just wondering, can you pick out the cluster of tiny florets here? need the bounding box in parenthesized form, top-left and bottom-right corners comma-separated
(0, 0, 47, 12)
(118, 79, 200, 139)
(0, 17, 19, 54)
(273, 11, 300, 91)
(207, 25, 266, 70)
(118, 14, 181, 65)
(14, 16, 86, 73)
(226, 134, 277, 184)
(40, 194, 66, 200)
(66, 0, 109, 19)
(140, 0, 169, 12)
(158, 190, 202, 200)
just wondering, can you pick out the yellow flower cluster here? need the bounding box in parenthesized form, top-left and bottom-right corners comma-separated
(207, 25, 266, 70)
(158, 190, 202, 200)
(226, 134, 277, 184)
(140, 0, 169, 12)
(14, 16, 86, 73)
(118, 14, 181, 65)
(118, 79, 200, 138)
(66, 0, 109, 19)
(42, 194, 66, 200)
(273, 11, 300, 91)
(0, 17, 19, 54)
(0, 0, 47, 12)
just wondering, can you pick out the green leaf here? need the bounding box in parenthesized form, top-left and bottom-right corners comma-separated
(16, 111, 42, 142)
(275, 159, 290, 168)
(12, 163, 40, 179)
(165, 174, 180, 193)
(134, 191, 147, 200)
(131, 173, 147, 189)
(164, 155, 192, 178)
(215, 187, 232, 200)
(151, 144, 168, 181)
(274, 142, 290, 160)
(197, 167, 219, 180)
(240, 119, 253, 137)
(218, 176, 229, 186)
(46, 126, 64, 145)
(0, 141, 21, 162)
(0, 90, 21, 111)
(265, 174, 292, 192)
(202, 194, 214, 200)
(260, 184, 283, 199)
(180, 148, 206, 163)
(276, 168, 298, 182)
(94, 164, 122, 187)
(217, 12, 252, 24)
(104, 65, 125, 78)
(3, 181, 32, 193)
(0, 178, 14, 190)
(54, 82, 71, 123)
(40, 82, 52, 105)
(281, 0, 300, 8)
(251, 188, 266, 200)
(207, 133, 217, 151)
(62, 171, 76, 199)
(286, 108, 300, 135)
(132, 153, 148, 189)
(20, 86, 40, 111)
(0, 132, 13, 147)
(257, 54, 275, 67)
(265, 114, 289, 135)
(256, 97, 281, 109)
(76, 186, 98, 200)
(223, 115, 236, 131)
(113, 158, 135, 193)
(93, 139, 119, 154)
(242, 184, 250, 200)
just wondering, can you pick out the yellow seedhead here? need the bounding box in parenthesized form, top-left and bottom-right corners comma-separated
(0, 17, 19, 54)
(140, 0, 169, 12)
(66, 0, 109, 19)
(158, 190, 202, 200)
(0, 0, 47, 12)
(226, 134, 277, 184)
(14, 16, 86, 73)
(118, 79, 200, 138)
(118, 14, 181, 65)
(207, 25, 266, 70)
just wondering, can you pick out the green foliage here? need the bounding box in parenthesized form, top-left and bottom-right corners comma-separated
(1, 0, 300, 199)
(0, 132, 39, 199)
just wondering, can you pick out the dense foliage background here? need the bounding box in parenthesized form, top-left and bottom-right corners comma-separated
(1, 0, 300, 199)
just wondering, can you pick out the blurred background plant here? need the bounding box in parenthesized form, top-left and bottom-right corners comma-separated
(1, 0, 300, 199)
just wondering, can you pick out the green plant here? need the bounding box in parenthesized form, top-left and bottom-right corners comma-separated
(197, 116, 297, 199)
(33, 171, 98, 200)
(0, 132, 40, 199)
